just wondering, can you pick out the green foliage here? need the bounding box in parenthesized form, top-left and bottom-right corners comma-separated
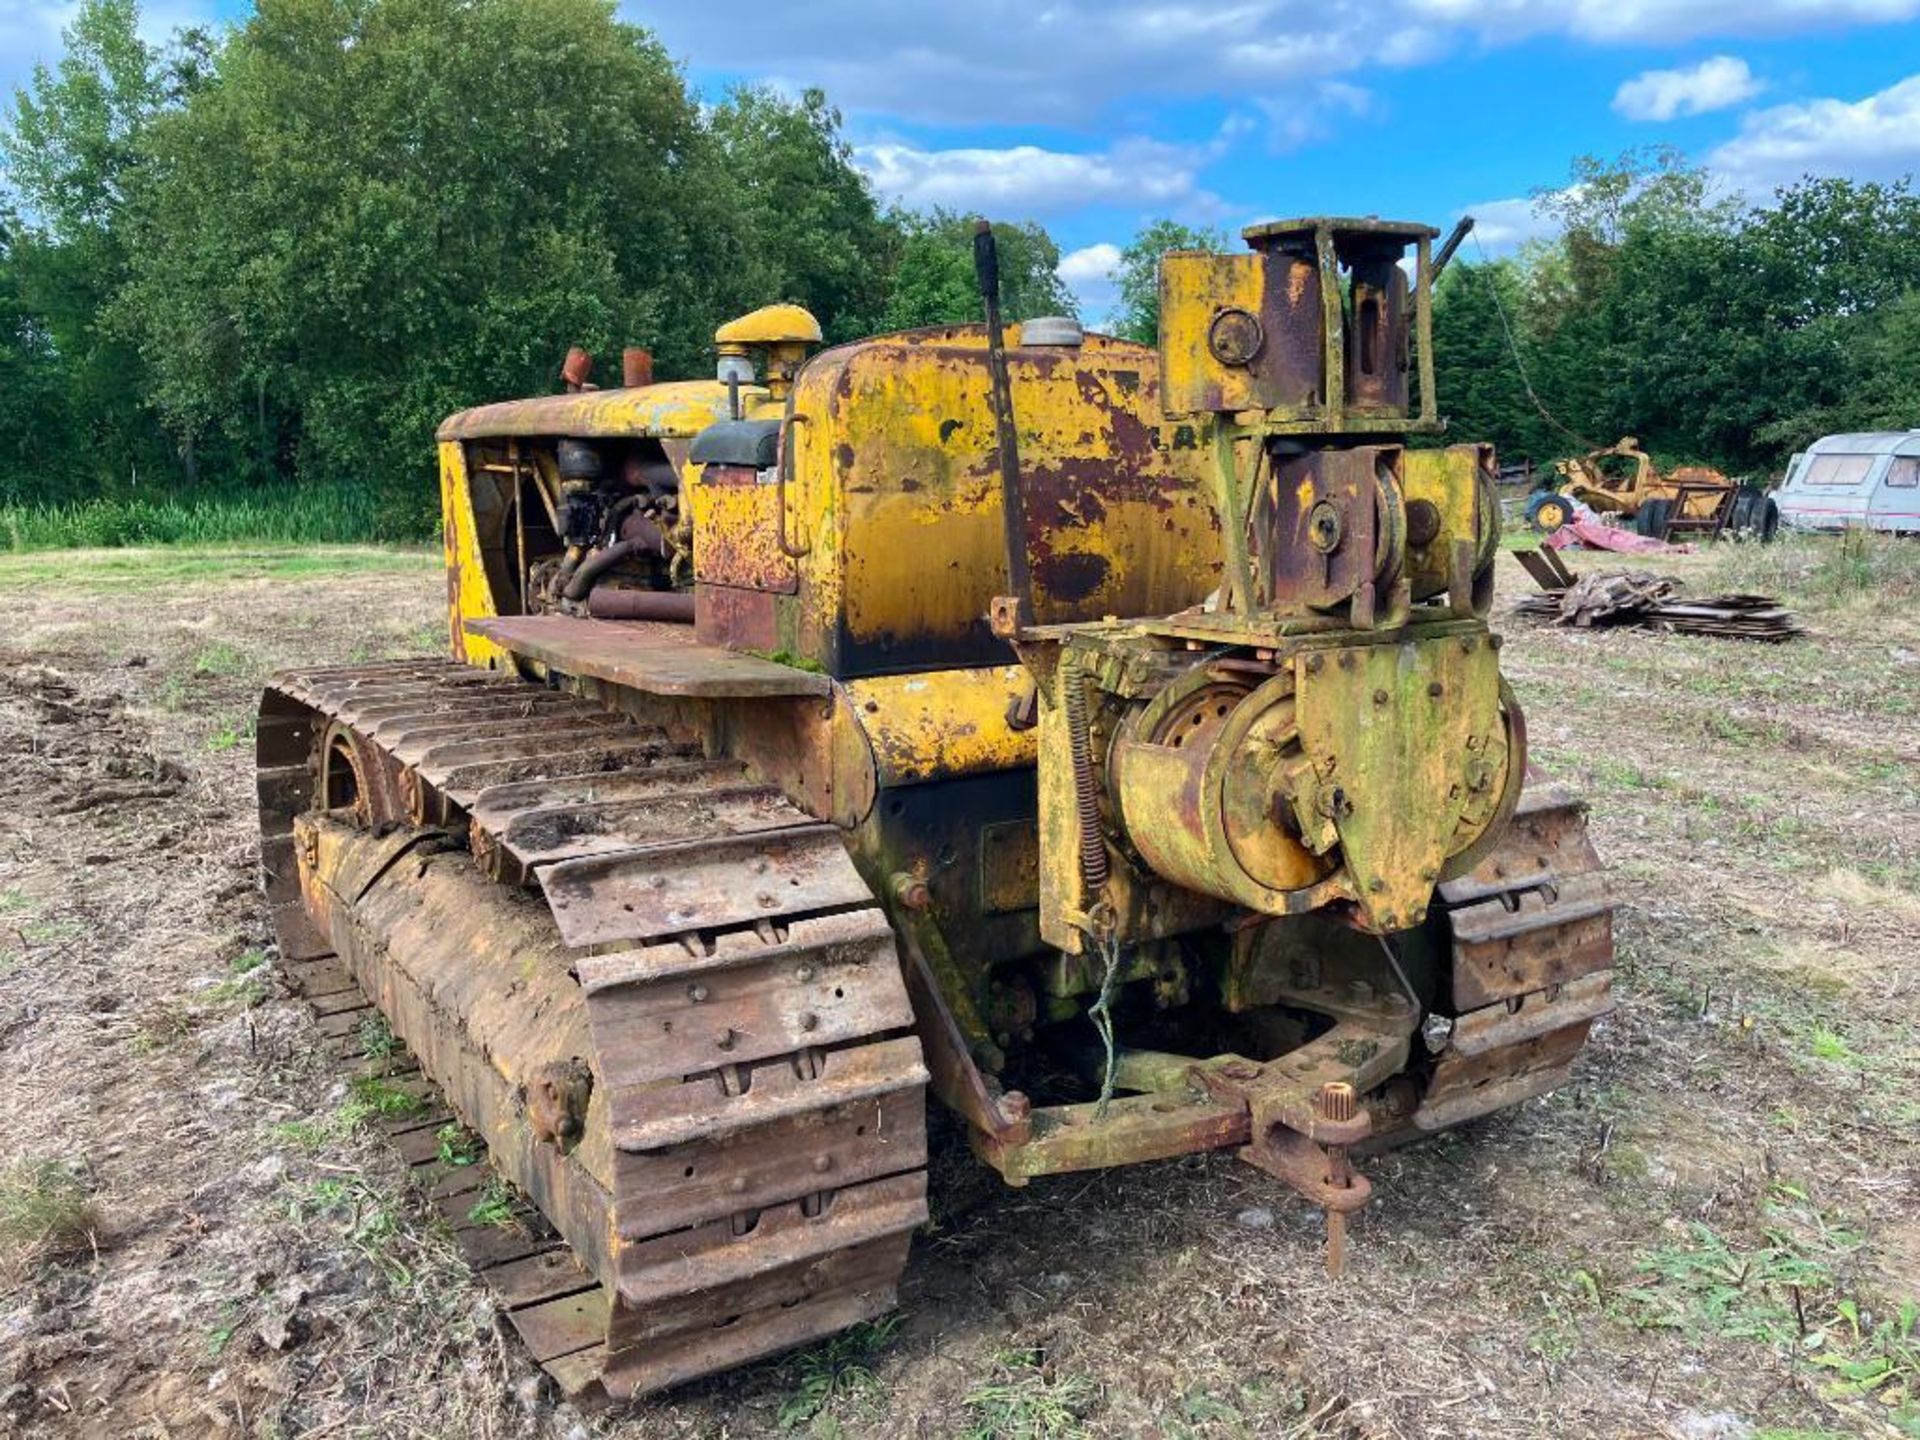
(0, 1159, 101, 1268)
(881, 211, 1076, 331)
(0, 484, 425, 550)
(466, 1176, 516, 1227)
(1111, 218, 1228, 344)
(708, 86, 899, 344)
(434, 1124, 481, 1168)
(0, 0, 204, 502)
(962, 1349, 1098, 1440)
(2, 0, 1084, 536)
(1613, 1191, 1918, 1426)
(776, 1314, 901, 1431)
(341, 1075, 428, 1127)
(1433, 150, 1920, 474)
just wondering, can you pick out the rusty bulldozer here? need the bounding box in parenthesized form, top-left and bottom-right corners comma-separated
(256, 216, 1615, 1401)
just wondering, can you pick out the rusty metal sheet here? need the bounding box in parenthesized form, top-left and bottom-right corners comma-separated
(611, 1233, 906, 1351)
(615, 1085, 925, 1238)
(1446, 876, 1615, 1010)
(541, 826, 874, 948)
(1449, 971, 1613, 1054)
(603, 1278, 899, 1400)
(977, 1089, 1250, 1183)
(507, 1287, 610, 1363)
(467, 615, 831, 698)
(433, 737, 689, 806)
(615, 1170, 926, 1308)
(468, 760, 746, 837)
(583, 925, 914, 1083)
(388, 711, 629, 769)
(483, 1249, 598, 1310)
(498, 785, 810, 872)
(611, 1036, 927, 1152)
(357, 691, 591, 738)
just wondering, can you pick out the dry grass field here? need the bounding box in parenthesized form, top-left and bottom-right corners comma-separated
(0, 536, 1915, 1440)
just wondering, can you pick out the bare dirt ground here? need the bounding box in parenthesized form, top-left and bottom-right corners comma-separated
(0, 537, 1915, 1440)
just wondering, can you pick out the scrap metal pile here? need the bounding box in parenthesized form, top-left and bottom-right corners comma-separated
(1512, 548, 1803, 641)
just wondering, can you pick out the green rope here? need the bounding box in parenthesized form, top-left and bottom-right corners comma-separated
(1088, 922, 1125, 1118)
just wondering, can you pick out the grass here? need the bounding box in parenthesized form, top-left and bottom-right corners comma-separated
(341, 1075, 429, 1127)
(0, 1159, 101, 1271)
(201, 950, 270, 1008)
(293, 1177, 416, 1286)
(776, 1314, 902, 1432)
(962, 1350, 1099, 1440)
(465, 1176, 516, 1228)
(434, 1124, 482, 1168)
(1537, 1187, 1920, 1432)
(0, 543, 436, 592)
(0, 486, 433, 552)
(1705, 530, 1920, 610)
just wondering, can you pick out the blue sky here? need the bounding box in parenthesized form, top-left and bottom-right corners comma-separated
(5, 0, 1919, 319)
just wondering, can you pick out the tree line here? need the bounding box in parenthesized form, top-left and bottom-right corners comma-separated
(1431, 147, 1920, 479)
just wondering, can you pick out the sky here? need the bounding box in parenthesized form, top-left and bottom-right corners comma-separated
(4, 0, 1919, 321)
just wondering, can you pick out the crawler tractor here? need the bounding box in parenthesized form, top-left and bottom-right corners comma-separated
(256, 218, 1615, 1401)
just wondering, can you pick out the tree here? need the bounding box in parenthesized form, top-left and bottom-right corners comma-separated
(879, 211, 1075, 331)
(1429, 259, 1560, 465)
(114, 0, 737, 523)
(1110, 219, 1228, 344)
(1, 0, 186, 497)
(707, 87, 900, 343)
(0, 210, 77, 498)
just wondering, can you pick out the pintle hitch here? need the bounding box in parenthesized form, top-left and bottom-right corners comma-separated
(1194, 1009, 1414, 1278)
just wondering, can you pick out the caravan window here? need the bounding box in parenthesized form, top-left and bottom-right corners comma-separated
(1888, 458, 1919, 489)
(1802, 453, 1880, 487)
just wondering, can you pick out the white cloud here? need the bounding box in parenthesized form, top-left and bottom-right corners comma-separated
(855, 133, 1232, 221)
(1711, 72, 1920, 193)
(1613, 56, 1762, 121)
(1057, 241, 1123, 321)
(635, 0, 1920, 126)
(1407, 0, 1920, 44)
(1058, 242, 1122, 284)
(1457, 196, 1562, 255)
(1256, 81, 1376, 152)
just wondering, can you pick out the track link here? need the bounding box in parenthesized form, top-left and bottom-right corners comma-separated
(257, 659, 929, 1402)
(1422, 785, 1616, 1131)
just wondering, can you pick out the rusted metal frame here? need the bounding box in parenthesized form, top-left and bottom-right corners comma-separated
(511, 439, 528, 612)
(1414, 234, 1437, 429)
(1315, 224, 1346, 428)
(297, 816, 621, 1290)
(1212, 422, 1258, 614)
(889, 907, 1030, 1152)
(776, 404, 811, 559)
(972, 221, 1036, 632)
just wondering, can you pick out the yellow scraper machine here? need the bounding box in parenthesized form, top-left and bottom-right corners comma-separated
(255, 214, 1614, 1399)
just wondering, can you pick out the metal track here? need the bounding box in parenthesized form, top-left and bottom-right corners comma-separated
(256, 659, 929, 1403)
(1420, 785, 1616, 1132)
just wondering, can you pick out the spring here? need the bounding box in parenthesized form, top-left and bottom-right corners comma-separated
(1058, 650, 1109, 893)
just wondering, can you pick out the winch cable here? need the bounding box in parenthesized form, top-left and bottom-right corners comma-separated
(1470, 234, 1607, 457)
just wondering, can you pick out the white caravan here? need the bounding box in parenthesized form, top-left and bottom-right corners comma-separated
(1774, 431, 1920, 534)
